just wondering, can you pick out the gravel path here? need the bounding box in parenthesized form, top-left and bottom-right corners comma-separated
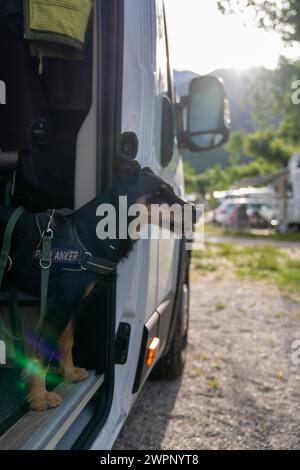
(114, 273, 300, 450)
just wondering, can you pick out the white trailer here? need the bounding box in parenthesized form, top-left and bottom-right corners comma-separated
(285, 155, 300, 230)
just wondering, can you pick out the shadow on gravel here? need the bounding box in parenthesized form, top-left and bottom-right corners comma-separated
(114, 378, 183, 450)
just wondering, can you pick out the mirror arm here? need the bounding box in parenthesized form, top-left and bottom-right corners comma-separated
(178, 131, 189, 149)
(189, 128, 227, 137)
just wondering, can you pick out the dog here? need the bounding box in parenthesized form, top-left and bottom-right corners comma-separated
(0, 163, 197, 410)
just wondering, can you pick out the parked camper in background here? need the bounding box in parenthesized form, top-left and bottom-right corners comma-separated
(213, 186, 277, 210)
(213, 199, 238, 225)
(224, 156, 300, 232)
(214, 198, 278, 229)
(285, 155, 300, 231)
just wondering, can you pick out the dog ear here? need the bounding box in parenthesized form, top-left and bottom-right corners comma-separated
(114, 158, 142, 179)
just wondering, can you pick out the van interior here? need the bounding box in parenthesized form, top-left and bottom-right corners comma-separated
(0, 1, 120, 449)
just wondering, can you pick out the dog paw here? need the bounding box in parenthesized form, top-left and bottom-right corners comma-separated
(29, 392, 62, 411)
(63, 367, 89, 383)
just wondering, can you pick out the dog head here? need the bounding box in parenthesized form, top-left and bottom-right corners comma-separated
(115, 163, 198, 235)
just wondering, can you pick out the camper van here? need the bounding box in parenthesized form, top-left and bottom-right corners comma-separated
(0, 0, 229, 450)
(213, 187, 276, 209)
(285, 155, 300, 231)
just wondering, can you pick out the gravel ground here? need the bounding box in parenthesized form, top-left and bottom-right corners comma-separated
(114, 271, 300, 450)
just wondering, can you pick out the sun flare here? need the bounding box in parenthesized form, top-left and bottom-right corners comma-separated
(165, 0, 300, 74)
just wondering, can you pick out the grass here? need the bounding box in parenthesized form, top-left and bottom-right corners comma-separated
(207, 377, 222, 390)
(211, 362, 222, 370)
(193, 242, 300, 296)
(205, 222, 300, 243)
(215, 302, 226, 311)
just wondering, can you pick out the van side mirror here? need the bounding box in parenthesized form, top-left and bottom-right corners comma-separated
(179, 76, 230, 152)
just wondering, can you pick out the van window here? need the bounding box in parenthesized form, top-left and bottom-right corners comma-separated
(158, 6, 175, 167)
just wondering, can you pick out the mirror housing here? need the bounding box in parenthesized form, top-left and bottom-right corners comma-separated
(179, 76, 230, 152)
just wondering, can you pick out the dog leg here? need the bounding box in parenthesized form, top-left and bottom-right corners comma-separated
(23, 356, 62, 411)
(59, 320, 88, 383)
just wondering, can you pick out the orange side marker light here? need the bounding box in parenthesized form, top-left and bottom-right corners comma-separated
(146, 337, 160, 367)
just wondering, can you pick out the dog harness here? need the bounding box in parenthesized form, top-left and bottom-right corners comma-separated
(0, 207, 117, 341)
(34, 209, 117, 275)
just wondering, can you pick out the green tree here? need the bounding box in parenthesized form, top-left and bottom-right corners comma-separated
(224, 129, 246, 164)
(218, 0, 300, 43)
(244, 58, 300, 140)
(224, 56, 300, 168)
(244, 128, 298, 165)
(184, 159, 279, 196)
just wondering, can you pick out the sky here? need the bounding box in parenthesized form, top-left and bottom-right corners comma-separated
(164, 0, 300, 74)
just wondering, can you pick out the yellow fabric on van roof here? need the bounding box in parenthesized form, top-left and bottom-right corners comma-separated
(24, 0, 93, 50)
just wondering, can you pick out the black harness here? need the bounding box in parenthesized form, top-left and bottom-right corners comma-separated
(34, 209, 117, 276)
(0, 207, 117, 342)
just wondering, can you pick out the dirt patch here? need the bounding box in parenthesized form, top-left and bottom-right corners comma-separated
(114, 274, 300, 450)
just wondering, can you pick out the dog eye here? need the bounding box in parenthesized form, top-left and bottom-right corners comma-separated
(154, 191, 161, 197)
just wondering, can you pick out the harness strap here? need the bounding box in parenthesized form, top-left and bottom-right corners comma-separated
(81, 252, 117, 275)
(0, 208, 52, 342)
(37, 232, 53, 331)
(0, 207, 25, 288)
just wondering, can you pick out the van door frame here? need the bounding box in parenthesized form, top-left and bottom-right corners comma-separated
(71, 0, 124, 450)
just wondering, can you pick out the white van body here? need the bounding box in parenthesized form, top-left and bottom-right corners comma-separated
(91, 0, 184, 448)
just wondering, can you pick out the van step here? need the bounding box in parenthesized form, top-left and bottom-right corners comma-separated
(0, 372, 104, 450)
(0, 368, 27, 437)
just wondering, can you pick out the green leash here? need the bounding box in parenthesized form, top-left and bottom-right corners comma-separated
(0, 207, 25, 288)
(4, 181, 12, 207)
(37, 229, 53, 331)
(0, 207, 53, 342)
(0, 207, 25, 343)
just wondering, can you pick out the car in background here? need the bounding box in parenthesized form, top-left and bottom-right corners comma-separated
(213, 199, 239, 226)
(226, 201, 278, 230)
(214, 198, 278, 229)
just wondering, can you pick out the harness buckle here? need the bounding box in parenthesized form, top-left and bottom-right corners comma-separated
(39, 229, 53, 269)
(40, 259, 52, 270)
(46, 210, 55, 233)
(5, 256, 12, 273)
(42, 228, 54, 239)
(81, 252, 92, 271)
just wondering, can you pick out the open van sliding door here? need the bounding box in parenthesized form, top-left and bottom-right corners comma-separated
(68, 0, 125, 450)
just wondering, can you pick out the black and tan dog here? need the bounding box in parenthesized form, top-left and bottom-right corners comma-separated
(0, 163, 196, 410)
